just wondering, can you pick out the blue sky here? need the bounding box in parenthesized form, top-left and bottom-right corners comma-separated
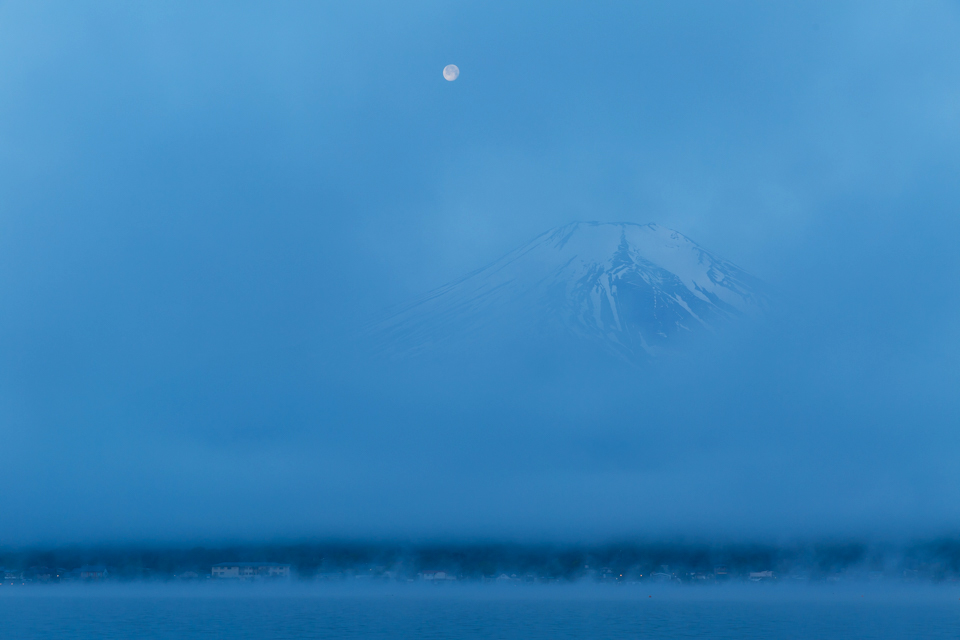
(1, 1, 960, 543)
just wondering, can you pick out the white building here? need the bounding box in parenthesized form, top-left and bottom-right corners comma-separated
(211, 562, 291, 580)
(419, 570, 456, 581)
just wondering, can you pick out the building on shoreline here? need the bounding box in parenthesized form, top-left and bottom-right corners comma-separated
(2, 568, 24, 585)
(418, 570, 457, 582)
(77, 566, 108, 580)
(748, 571, 775, 582)
(211, 562, 291, 580)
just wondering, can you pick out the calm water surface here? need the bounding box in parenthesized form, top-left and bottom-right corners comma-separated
(1, 584, 958, 639)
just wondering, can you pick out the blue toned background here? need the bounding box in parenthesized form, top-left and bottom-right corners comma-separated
(1, 1, 960, 543)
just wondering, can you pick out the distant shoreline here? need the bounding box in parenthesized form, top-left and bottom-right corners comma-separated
(3, 539, 958, 586)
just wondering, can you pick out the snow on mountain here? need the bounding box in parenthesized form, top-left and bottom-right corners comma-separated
(374, 222, 766, 361)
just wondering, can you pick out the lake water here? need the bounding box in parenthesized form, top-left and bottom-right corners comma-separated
(1, 583, 958, 639)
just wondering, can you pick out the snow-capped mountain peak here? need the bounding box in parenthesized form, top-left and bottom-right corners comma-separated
(375, 222, 766, 361)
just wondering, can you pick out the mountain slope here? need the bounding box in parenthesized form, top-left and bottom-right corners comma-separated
(375, 222, 766, 361)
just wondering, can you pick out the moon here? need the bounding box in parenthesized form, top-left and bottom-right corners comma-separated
(443, 64, 460, 81)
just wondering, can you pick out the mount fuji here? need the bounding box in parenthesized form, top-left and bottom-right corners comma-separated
(375, 222, 766, 362)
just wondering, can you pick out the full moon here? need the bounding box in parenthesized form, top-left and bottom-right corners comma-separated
(443, 64, 460, 81)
